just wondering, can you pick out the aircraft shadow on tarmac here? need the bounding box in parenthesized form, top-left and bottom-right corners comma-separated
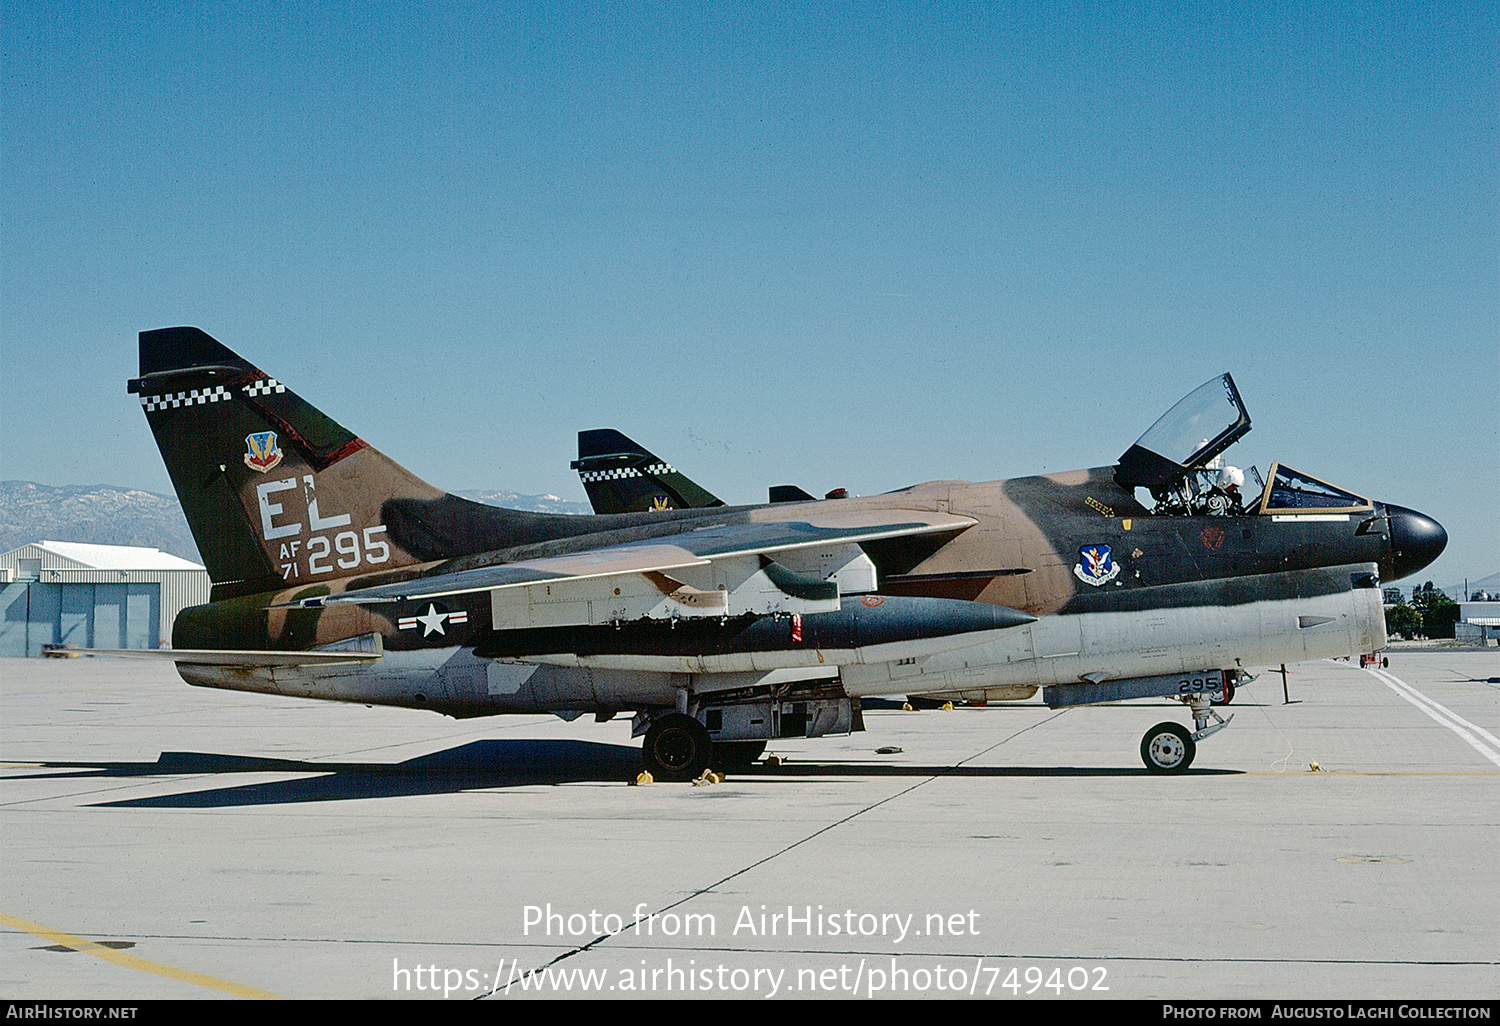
(5, 739, 1237, 808)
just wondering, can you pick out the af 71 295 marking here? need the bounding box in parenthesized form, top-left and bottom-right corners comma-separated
(276, 526, 390, 579)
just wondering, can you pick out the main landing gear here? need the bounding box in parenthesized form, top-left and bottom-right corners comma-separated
(1140, 694, 1233, 774)
(642, 713, 713, 782)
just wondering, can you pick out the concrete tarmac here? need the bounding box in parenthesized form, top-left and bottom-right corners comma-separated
(2, 649, 1496, 1000)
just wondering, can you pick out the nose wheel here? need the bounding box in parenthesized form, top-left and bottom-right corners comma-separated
(1141, 722, 1195, 773)
(1140, 694, 1232, 773)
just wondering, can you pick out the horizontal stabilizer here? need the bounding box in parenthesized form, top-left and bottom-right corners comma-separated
(81, 649, 384, 666)
(83, 633, 384, 666)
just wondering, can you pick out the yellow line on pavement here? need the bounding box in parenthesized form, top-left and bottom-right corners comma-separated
(0, 912, 283, 999)
(1238, 771, 1498, 776)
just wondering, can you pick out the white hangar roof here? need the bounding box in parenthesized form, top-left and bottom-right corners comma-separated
(2, 540, 204, 572)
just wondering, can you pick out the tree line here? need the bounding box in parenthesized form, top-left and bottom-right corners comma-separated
(1385, 582, 1460, 639)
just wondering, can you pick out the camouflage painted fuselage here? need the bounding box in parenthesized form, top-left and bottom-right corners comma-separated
(136, 327, 1438, 721)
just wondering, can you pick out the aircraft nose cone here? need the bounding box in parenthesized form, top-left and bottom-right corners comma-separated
(1385, 503, 1447, 581)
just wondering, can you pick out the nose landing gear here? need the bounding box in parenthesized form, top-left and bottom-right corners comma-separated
(1141, 694, 1233, 774)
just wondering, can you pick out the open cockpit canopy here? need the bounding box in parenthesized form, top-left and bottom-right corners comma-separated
(1114, 373, 1372, 517)
(1115, 373, 1250, 495)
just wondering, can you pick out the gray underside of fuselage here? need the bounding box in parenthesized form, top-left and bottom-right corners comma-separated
(175, 568, 1382, 716)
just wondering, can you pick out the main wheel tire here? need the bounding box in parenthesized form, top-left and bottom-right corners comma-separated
(1141, 721, 1196, 774)
(711, 740, 766, 770)
(643, 713, 712, 782)
(1211, 681, 1236, 706)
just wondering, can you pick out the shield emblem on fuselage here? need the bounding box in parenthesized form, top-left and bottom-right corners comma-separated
(1074, 544, 1121, 586)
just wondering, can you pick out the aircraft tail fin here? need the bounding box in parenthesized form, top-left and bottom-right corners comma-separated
(130, 327, 480, 598)
(571, 429, 725, 514)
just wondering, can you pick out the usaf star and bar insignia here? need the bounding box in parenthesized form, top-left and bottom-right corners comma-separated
(397, 603, 470, 637)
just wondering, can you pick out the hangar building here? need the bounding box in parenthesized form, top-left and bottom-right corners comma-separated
(0, 541, 209, 656)
(1456, 601, 1500, 645)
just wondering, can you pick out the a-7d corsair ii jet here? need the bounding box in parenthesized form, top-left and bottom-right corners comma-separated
(121, 328, 1445, 778)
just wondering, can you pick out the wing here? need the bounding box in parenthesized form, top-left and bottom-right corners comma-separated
(286, 510, 976, 630)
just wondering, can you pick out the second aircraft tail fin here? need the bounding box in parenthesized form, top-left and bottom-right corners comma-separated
(570, 429, 725, 514)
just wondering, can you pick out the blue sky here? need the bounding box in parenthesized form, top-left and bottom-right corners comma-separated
(3, 2, 1495, 588)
